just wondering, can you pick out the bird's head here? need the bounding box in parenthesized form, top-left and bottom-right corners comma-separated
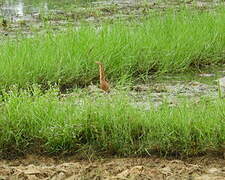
(95, 61, 103, 65)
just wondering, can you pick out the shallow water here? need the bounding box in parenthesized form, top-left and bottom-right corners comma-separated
(0, 0, 149, 37)
(0, 0, 140, 21)
(0, 0, 223, 39)
(0, 0, 82, 22)
(1, 0, 221, 22)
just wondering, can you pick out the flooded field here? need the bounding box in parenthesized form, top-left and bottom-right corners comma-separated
(1, 0, 222, 19)
(1, 0, 224, 36)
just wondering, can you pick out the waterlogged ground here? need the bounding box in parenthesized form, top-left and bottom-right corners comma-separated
(0, 155, 225, 179)
(132, 67, 225, 108)
(82, 65, 225, 109)
(0, 0, 224, 37)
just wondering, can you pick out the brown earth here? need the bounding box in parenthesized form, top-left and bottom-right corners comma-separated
(0, 155, 224, 180)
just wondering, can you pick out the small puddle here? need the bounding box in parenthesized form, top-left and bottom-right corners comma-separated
(1, 0, 49, 22)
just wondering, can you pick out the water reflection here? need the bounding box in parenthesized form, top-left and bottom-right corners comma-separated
(1, 0, 24, 18)
(0, 0, 140, 21)
(0, 0, 140, 19)
(0, 0, 50, 21)
(0, 0, 99, 21)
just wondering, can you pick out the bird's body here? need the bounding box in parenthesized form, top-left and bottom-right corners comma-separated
(95, 61, 110, 92)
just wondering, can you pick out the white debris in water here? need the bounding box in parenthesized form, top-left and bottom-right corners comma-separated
(199, 73, 215, 77)
(218, 77, 225, 88)
(217, 77, 225, 97)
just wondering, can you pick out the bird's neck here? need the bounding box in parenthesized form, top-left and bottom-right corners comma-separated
(98, 64, 106, 82)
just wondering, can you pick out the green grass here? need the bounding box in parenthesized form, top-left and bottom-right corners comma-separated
(0, 6, 225, 89)
(0, 86, 224, 158)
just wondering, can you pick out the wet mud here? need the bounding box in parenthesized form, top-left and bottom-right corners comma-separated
(84, 66, 225, 109)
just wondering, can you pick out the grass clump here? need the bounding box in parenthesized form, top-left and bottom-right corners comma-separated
(0, 86, 224, 158)
(0, 7, 225, 89)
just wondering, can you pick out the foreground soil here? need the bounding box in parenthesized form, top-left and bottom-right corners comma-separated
(0, 155, 224, 180)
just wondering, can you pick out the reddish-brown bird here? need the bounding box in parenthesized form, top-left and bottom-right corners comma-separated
(95, 61, 110, 92)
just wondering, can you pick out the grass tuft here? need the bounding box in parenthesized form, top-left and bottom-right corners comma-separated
(0, 86, 224, 158)
(0, 7, 225, 89)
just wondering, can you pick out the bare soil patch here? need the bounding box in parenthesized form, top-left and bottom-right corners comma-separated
(0, 155, 224, 179)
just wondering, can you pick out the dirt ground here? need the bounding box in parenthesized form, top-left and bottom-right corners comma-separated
(0, 155, 224, 180)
